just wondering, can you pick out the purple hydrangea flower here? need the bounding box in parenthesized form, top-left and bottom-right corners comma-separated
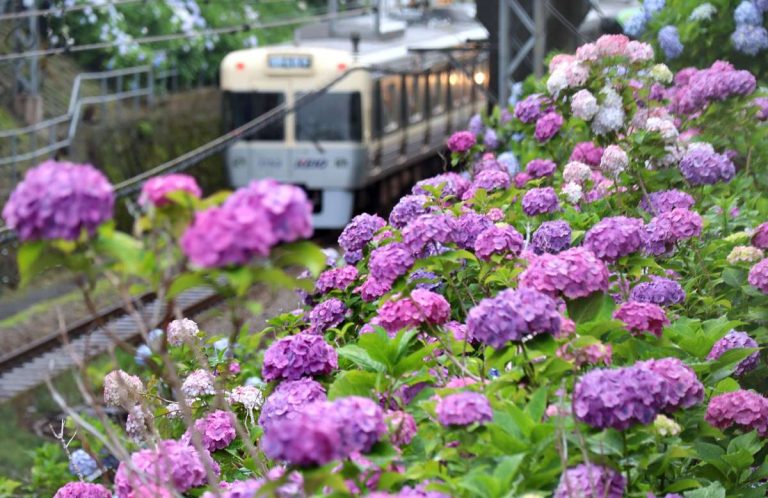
(534, 112, 564, 143)
(412, 173, 470, 199)
(638, 358, 704, 411)
(573, 365, 667, 430)
(369, 242, 415, 285)
(583, 216, 645, 262)
(386, 410, 417, 446)
(643, 208, 703, 256)
(514, 94, 549, 123)
(408, 269, 441, 291)
(259, 378, 327, 429)
(474, 224, 524, 260)
(679, 143, 735, 186)
(753, 222, 768, 249)
(54, 483, 111, 498)
(339, 213, 386, 255)
(554, 464, 625, 498)
(139, 173, 202, 207)
(435, 392, 493, 426)
(708, 330, 760, 376)
(630, 277, 686, 306)
(613, 301, 669, 337)
(464, 170, 511, 199)
(749, 258, 768, 293)
(452, 212, 494, 249)
(658, 25, 683, 59)
(355, 277, 391, 302)
(389, 195, 433, 229)
(754, 97, 768, 120)
(569, 142, 604, 167)
(315, 266, 358, 294)
(483, 129, 500, 149)
(519, 247, 609, 299)
(114, 440, 219, 497)
(3, 160, 114, 242)
(467, 288, 561, 348)
(525, 159, 557, 178)
(639, 190, 695, 214)
(522, 187, 560, 216)
(261, 406, 342, 466)
(447, 131, 476, 153)
(706, 389, 768, 436)
(183, 410, 236, 452)
(330, 396, 387, 454)
(474, 153, 507, 175)
(262, 334, 338, 382)
(402, 214, 455, 254)
(308, 298, 347, 334)
(468, 114, 484, 135)
(532, 220, 572, 254)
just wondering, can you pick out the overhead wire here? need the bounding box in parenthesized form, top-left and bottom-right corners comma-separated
(543, 0, 590, 44)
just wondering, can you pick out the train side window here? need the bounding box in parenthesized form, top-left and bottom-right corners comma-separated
(429, 70, 445, 115)
(378, 78, 400, 134)
(223, 91, 285, 140)
(406, 74, 423, 123)
(295, 92, 362, 142)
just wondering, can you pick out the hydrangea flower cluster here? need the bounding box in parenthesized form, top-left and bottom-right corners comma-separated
(637, 358, 704, 412)
(629, 277, 686, 306)
(315, 265, 358, 294)
(570, 142, 604, 166)
(752, 222, 768, 249)
(308, 298, 347, 334)
(644, 208, 703, 256)
(339, 213, 387, 260)
(678, 143, 735, 186)
(259, 378, 326, 429)
(613, 301, 670, 337)
(413, 172, 469, 199)
(2, 160, 115, 241)
(260, 406, 342, 467)
(514, 93, 550, 123)
(640, 189, 695, 214)
(54, 483, 112, 498)
(474, 224, 524, 260)
(554, 464, 625, 498)
(583, 216, 645, 262)
(705, 390, 768, 436)
(525, 158, 557, 178)
(386, 410, 418, 446)
(658, 25, 684, 59)
(376, 289, 451, 333)
(748, 258, 768, 293)
(183, 410, 236, 452)
(389, 195, 432, 230)
(728, 245, 764, 264)
(467, 288, 561, 348)
(138, 173, 202, 207)
(103, 370, 144, 409)
(707, 330, 760, 376)
(369, 242, 415, 286)
(181, 369, 215, 397)
(446, 131, 476, 153)
(519, 247, 610, 299)
(262, 334, 338, 381)
(522, 187, 560, 216)
(669, 61, 757, 116)
(531, 220, 572, 254)
(167, 318, 200, 346)
(534, 112, 564, 143)
(435, 392, 493, 427)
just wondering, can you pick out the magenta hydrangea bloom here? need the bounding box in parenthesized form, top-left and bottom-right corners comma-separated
(474, 224, 524, 260)
(355, 277, 391, 302)
(749, 258, 768, 293)
(412, 172, 470, 199)
(572, 366, 667, 430)
(707, 330, 760, 376)
(630, 277, 686, 306)
(386, 410, 417, 446)
(705, 390, 768, 436)
(436, 392, 493, 427)
(569, 141, 604, 167)
(262, 334, 338, 382)
(114, 440, 220, 497)
(678, 143, 735, 186)
(522, 187, 560, 216)
(339, 213, 386, 255)
(315, 266, 358, 294)
(613, 301, 669, 337)
(225, 179, 312, 244)
(583, 216, 645, 262)
(451, 212, 494, 249)
(519, 247, 609, 299)
(181, 204, 277, 268)
(402, 214, 455, 254)
(639, 189, 695, 214)
(376, 290, 450, 333)
(261, 406, 342, 466)
(643, 208, 703, 256)
(2, 160, 114, 241)
(259, 378, 326, 429)
(554, 464, 625, 498)
(308, 298, 347, 334)
(525, 158, 557, 178)
(389, 195, 433, 229)
(534, 112, 564, 142)
(183, 410, 236, 452)
(331, 396, 387, 454)
(54, 482, 111, 498)
(463, 170, 511, 199)
(752, 222, 768, 249)
(638, 358, 704, 412)
(138, 173, 202, 207)
(369, 242, 415, 285)
(514, 94, 549, 123)
(466, 288, 561, 348)
(447, 131, 476, 153)
(531, 220, 572, 254)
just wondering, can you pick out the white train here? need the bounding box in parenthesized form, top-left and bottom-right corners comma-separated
(220, 8, 489, 228)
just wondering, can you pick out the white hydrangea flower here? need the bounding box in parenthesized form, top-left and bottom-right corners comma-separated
(562, 182, 584, 204)
(563, 161, 593, 184)
(645, 117, 679, 142)
(103, 370, 144, 409)
(727, 245, 764, 264)
(600, 145, 629, 177)
(690, 3, 716, 21)
(546, 69, 568, 96)
(167, 318, 200, 346)
(649, 63, 673, 84)
(181, 369, 216, 398)
(654, 414, 681, 437)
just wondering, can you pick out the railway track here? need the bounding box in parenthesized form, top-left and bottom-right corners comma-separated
(0, 286, 224, 402)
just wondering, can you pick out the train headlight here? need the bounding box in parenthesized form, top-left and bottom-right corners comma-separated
(473, 72, 486, 85)
(449, 73, 458, 86)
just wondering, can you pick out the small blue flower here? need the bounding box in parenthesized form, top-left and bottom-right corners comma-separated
(488, 368, 501, 379)
(214, 337, 230, 352)
(68, 449, 99, 477)
(508, 82, 524, 106)
(134, 344, 152, 366)
(658, 25, 684, 59)
(732, 24, 768, 55)
(148, 328, 163, 345)
(643, 0, 666, 18)
(245, 376, 265, 387)
(735, 1, 762, 25)
(468, 114, 484, 135)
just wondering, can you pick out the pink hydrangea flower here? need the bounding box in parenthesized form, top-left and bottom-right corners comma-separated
(139, 173, 202, 207)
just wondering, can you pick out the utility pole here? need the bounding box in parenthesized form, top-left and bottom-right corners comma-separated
(11, 0, 43, 124)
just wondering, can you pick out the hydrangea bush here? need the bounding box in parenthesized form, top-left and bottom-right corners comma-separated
(7, 33, 768, 498)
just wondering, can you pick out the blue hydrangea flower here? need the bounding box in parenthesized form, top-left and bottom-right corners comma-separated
(735, 1, 762, 25)
(732, 24, 768, 54)
(643, 0, 666, 18)
(134, 344, 152, 366)
(658, 25, 684, 59)
(69, 449, 99, 477)
(468, 114, 484, 135)
(624, 11, 647, 37)
(497, 151, 520, 175)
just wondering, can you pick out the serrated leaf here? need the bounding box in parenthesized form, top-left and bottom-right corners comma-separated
(328, 370, 379, 399)
(336, 345, 387, 372)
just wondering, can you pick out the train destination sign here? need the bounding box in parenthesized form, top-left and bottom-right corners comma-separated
(267, 54, 313, 70)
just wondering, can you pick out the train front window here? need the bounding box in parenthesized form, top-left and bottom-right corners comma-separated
(223, 91, 285, 140)
(295, 92, 362, 142)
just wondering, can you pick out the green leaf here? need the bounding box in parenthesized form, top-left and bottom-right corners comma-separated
(567, 292, 613, 324)
(328, 370, 379, 399)
(273, 241, 327, 277)
(683, 481, 725, 498)
(17, 241, 56, 286)
(336, 345, 387, 372)
(525, 386, 548, 421)
(168, 273, 208, 298)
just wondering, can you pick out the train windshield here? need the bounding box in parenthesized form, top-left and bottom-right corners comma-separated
(295, 92, 362, 142)
(223, 91, 285, 140)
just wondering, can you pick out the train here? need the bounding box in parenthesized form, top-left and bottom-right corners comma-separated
(220, 6, 489, 228)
